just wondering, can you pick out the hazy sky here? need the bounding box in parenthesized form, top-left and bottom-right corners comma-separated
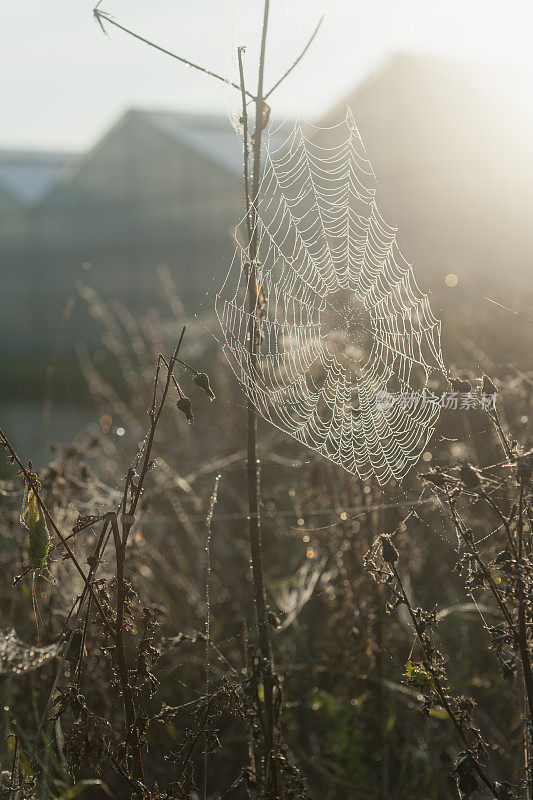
(1, 0, 533, 152)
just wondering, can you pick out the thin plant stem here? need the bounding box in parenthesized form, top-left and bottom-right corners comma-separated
(447, 494, 517, 635)
(129, 327, 186, 521)
(110, 327, 186, 790)
(237, 47, 252, 243)
(0, 430, 114, 637)
(93, 9, 255, 100)
(245, 2, 280, 794)
(26, 519, 111, 777)
(109, 512, 145, 785)
(264, 16, 324, 100)
(203, 475, 220, 800)
(392, 564, 495, 795)
(486, 405, 514, 463)
(516, 484, 533, 799)
(481, 489, 517, 557)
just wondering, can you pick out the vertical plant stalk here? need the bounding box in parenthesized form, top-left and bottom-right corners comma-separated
(203, 474, 220, 800)
(239, 4, 279, 793)
(391, 563, 495, 795)
(0, 431, 114, 637)
(109, 327, 187, 790)
(110, 513, 144, 785)
(91, 10, 322, 793)
(444, 463, 533, 795)
(238, 47, 252, 245)
(483, 391, 532, 791)
(517, 483, 533, 797)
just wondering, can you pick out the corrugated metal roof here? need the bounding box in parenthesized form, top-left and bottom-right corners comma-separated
(0, 151, 75, 206)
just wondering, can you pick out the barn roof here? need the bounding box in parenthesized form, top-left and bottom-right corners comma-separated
(0, 150, 76, 206)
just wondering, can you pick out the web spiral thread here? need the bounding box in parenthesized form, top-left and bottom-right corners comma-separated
(216, 110, 445, 484)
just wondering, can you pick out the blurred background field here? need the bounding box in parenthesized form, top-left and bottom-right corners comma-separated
(1, 2, 532, 799)
(1, 1, 533, 458)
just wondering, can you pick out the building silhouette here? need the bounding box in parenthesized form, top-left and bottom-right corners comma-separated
(1, 111, 245, 359)
(1, 53, 532, 376)
(319, 54, 533, 299)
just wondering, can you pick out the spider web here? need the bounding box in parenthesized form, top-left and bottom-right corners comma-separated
(216, 109, 446, 484)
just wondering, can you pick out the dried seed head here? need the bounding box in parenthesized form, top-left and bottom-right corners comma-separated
(380, 535, 399, 564)
(267, 610, 281, 629)
(462, 528, 475, 545)
(453, 753, 479, 798)
(516, 450, 533, 482)
(450, 377, 471, 393)
(176, 396, 194, 424)
(482, 374, 498, 396)
(194, 372, 215, 401)
(420, 469, 448, 489)
(459, 462, 482, 489)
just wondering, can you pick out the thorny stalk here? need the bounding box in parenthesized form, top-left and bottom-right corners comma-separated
(203, 474, 220, 799)
(0, 429, 114, 637)
(415, 387, 533, 796)
(109, 511, 145, 787)
(447, 477, 533, 729)
(517, 481, 533, 798)
(446, 492, 517, 635)
(3, 328, 188, 795)
(390, 563, 495, 795)
(488, 406, 515, 463)
(28, 519, 112, 770)
(130, 326, 186, 520)
(109, 326, 186, 788)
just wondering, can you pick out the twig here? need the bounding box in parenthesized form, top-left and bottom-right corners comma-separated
(28, 522, 111, 768)
(110, 328, 186, 788)
(0, 428, 114, 637)
(246, 3, 280, 795)
(264, 16, 324, 99)
(486, 405, 514, 463)
(237, 47, 252, 243)
(480, 489, 517, 557)
(446, 494, 517, 636)
(153, 683, 244, 721)
(516, 485, 533, 731)
(93, 9, 255, 100)
(204, 474, 220, 800)
(392, 564, 495, 795)
(109, 511, 145, 785)
(129, 327, 186, 521)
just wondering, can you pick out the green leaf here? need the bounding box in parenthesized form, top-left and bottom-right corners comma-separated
(429, 706, 449, 720)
